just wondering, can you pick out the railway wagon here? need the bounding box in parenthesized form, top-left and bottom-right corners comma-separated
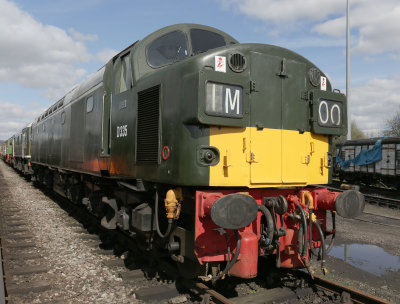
(0, 141, 6, 160)
(336, 137, 400, 188)
(26, 24, 364, 280)
(0, 141, 5, 159)
(3, 136, 14, 164)
(13, 123, 32, 174)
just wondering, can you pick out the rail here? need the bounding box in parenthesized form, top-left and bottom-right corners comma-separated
(312, 274, 392, 304)
(364, 194, 400, 209)
(195, 282, 236, 304)
(0, 242, 5, 304)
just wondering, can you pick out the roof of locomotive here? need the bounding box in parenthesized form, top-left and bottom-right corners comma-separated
(35, 23, 236, 123)
(34, 67, 104, 124)
(337, 137, 400, 146)
(63, 67, 104, 105)
(139, 23, 238, 45)
(32, 23, 333, 125)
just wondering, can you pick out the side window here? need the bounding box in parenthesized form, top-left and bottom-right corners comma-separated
(86, 96, 94, 113)
(147, 31, 188, 68)
(114, 54, 132, 94)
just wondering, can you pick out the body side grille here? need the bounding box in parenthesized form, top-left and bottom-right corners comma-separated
(136, 85, 160, 164)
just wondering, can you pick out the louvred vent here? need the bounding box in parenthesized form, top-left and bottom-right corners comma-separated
(136, 85, 160, 164)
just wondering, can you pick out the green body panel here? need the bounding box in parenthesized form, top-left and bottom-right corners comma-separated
(29, 23, 346, 187)
(31, 69, 104, 175)
(14, 131, 23, 158)
(249, 53, 282, 129)
(193, 44, 332, 131)
(6, 137, 13, 155)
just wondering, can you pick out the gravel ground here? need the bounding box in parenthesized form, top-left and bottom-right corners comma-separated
(0, 161, 140, 304)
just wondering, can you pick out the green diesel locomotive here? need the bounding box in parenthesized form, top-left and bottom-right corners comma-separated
(10, 24, 364, 279)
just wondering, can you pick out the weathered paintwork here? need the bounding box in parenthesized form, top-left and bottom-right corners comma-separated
(29, 23, 346, 188)
(6, 137, 13, 157)
(0, 141, 7, 159)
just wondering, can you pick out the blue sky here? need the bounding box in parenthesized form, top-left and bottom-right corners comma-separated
(1, 0, 399, 139)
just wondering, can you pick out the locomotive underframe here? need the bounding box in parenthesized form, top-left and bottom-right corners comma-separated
(27, 163, 352, 279)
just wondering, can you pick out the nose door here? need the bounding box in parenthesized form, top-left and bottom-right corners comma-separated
(249, 52, 282, 184)
(249, 52, 308, 185)
(280, 58, 308, 184)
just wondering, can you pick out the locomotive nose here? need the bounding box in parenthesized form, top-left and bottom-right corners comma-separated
(335, 190, 365, 218)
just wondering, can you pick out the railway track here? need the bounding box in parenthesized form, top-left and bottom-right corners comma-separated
(363, 194, 400, 209)
(0, 188, 52, 302)
(0, 242, 5, 304)
(185, 272, 394, 304)
(309, 274, 392, 304)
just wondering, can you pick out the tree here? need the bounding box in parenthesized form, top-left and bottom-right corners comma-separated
(351, 121, 366, 140)
(334, 120, 366, 143)
(333, 120, 366, 153)
(383, 107, 400, 137)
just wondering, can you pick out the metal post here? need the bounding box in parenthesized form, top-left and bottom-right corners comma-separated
(344, 244, 349, 264)
(346, 0, 351, 140)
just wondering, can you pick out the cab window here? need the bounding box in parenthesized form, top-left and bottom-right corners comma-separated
(147, 31, 188, 68)
(190, 29, 226, 54)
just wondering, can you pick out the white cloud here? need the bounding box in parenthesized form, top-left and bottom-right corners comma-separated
(220, 0, 344, 25)
(221, 0, 400, 57)
(96, 48, 119, 64)
(313, 0, 400, 56)
(69, 28, 98, 42)
(312, 16, 345, 38)
(0, 101, 45, 139)
(350, 76, 400, 134)
(0, 0, 107, 99)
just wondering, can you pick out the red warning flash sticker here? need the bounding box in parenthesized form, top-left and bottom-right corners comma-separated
(321, 76, 327, 91)
(215, 56, 226, 73)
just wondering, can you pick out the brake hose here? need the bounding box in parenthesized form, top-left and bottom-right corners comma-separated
(257, 204, 274, 245)
(155, 190, 173, 238)
(309, 209, 320, 257)
(314, 220, 326, 271)
(295, 203, 308, 258)
(212, 230, 241, 280)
